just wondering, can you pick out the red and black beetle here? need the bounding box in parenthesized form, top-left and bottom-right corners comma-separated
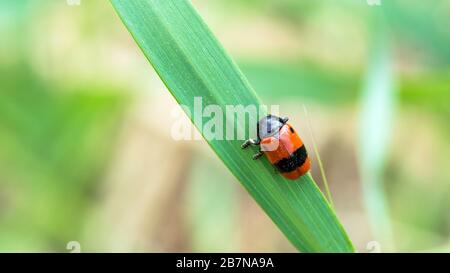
(242, 115, 310, 180)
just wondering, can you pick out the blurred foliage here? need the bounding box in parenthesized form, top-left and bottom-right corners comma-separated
(0, 64, 127, 251)
(385, 0, 450, 65)
(240, 60, 359, 105)
(358, 11, 396, 250)
(185, 156, 239, 252)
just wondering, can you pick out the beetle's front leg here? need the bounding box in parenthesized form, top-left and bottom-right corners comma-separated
(241, 139, 260, 149)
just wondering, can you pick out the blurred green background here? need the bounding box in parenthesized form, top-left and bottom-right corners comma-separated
(0, 0, 449, 252)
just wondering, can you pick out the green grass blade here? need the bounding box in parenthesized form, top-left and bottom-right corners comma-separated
(303, 105, 334, 209)
(359, 12, 396, 251)
(110, 0, 354, 252)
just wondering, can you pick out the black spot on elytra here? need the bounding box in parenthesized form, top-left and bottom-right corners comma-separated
(274, 145, 308, 173)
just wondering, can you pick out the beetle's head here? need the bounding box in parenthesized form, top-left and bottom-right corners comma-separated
(257, 115, 288, 140)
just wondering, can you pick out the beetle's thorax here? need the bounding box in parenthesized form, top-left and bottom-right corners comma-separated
(257, 114, 286, 140)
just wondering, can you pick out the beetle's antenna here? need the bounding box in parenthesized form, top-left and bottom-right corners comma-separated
(303, 104, 335, 209)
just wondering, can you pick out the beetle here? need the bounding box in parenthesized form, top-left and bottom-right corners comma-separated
(241, 114, 310, 180)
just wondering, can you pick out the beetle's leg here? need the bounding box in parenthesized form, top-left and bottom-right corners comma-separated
(241, 139, 260, 149)
(252, 151, 264, 160)
(281, 117, 289, 124)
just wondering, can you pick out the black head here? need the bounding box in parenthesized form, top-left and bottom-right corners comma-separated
(257, 115, 288, 140)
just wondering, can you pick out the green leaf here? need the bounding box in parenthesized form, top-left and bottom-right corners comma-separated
(110, 0, 354, 252)
(359, 11, 397, 250)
